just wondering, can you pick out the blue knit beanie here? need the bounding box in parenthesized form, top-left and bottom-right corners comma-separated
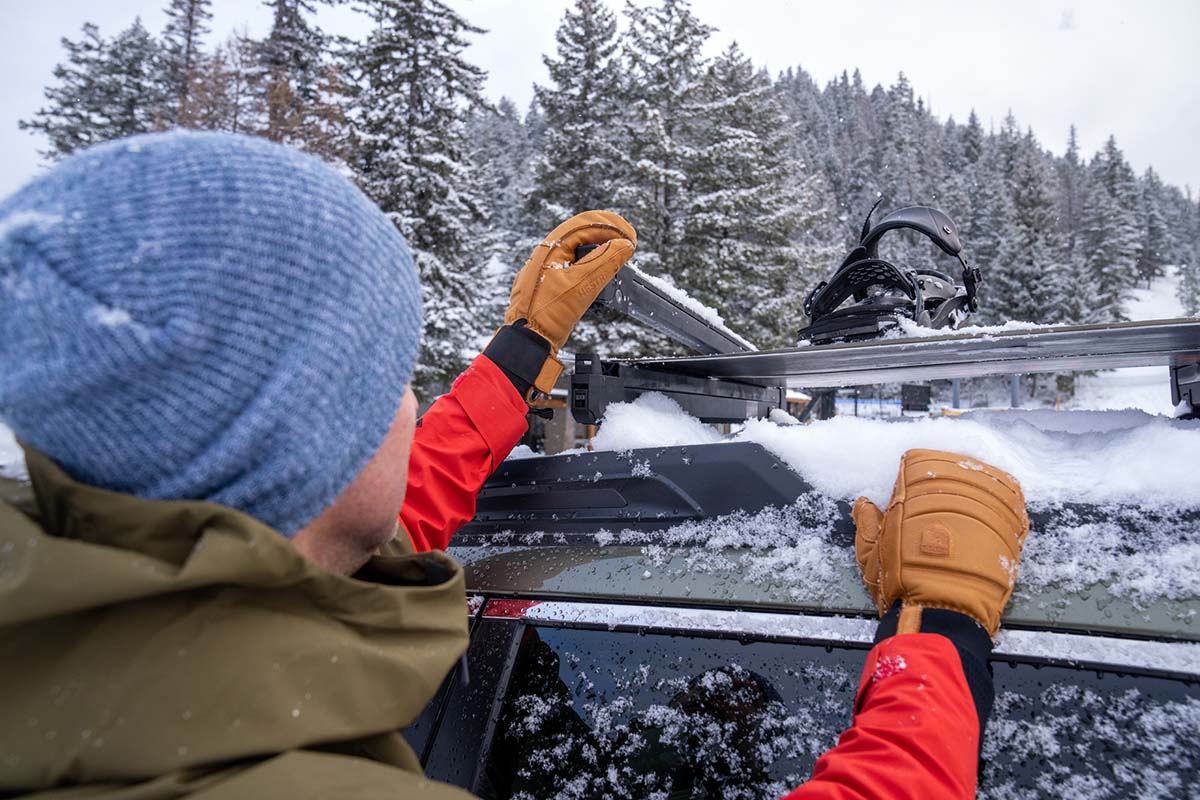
(0, 131, 422, 536)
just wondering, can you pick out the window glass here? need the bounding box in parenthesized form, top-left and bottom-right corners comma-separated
(479, 626, 1200, 799)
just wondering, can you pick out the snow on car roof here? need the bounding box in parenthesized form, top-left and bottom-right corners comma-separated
(580, 393, 1200, 509)
(495, 395, 1200, 610)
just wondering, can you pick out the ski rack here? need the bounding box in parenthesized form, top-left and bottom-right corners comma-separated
(575, 256, 1200, 422)
(573, 263, 786, 424)
(570, 354, 786, 425)
(589, 264, 755, 355)
(635, 319, 1200, 391)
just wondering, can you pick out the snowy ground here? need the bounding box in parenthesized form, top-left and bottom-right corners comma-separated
(1068, 267, 1190, 415)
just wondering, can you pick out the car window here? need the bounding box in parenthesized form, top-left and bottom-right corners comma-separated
(473, 625, 1200, 799)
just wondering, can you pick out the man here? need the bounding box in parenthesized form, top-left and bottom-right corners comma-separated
(0, 132, 1027, 799)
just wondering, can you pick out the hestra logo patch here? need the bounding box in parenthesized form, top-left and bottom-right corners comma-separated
(919, 523, 952, 556)
(576, 274, 607, 298)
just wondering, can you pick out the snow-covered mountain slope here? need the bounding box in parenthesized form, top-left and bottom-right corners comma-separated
(1069, 267, 1191, 415)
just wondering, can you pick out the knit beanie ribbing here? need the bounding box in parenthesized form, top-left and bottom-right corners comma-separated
(0, 131, 422, 536)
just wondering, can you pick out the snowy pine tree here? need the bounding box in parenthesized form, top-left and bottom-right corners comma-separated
(871, 75, 933, 267)
(1081, 137, 1142, 320)
(160, 0, 212, 125)
(20, 24, 110, 158)
(524, 98, 546, 153)
(468, 98, 535, 247)
(21, 20, 170, 158)
(190, 30, 261, 134)
(1055, 125, 1086, 252)
(955, 111, 986, 242)
(1135, 167, 1171, 288)
(527, 0, 624, 230)
(1080, 182, 1137, 322)
(1056, 251, 1102, 325)
(822, 70, 878, 234)
(969, 142, 1019, 323)
(465, 97, 537, 327)
(993, 134, 1065, 323)
(934, 117, 971, 228)
(683, 43, 830, 346)
(961, 110, 985, 166)
(255, 0, 330, 145)
(523, 0, 652, 358)
(615, 0, 712, 277)
(1179, 198, 1200, 316)
(995, 112, 1023, 185)
(342, 0, 490, 392)
(774, 66, 850, 267)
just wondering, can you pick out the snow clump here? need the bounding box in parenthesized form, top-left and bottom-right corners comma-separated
(589, 396, 1200, 509)
(590, 392, 722, 452)
(0, 423, 26, 482)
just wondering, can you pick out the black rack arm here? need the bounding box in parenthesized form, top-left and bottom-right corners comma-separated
(570, 354, 785, 425)
(589, 264, 755, 355)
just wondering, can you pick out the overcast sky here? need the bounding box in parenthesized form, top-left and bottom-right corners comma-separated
(2, 0, 1198, 200)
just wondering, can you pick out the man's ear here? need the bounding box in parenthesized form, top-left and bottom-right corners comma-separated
(292, 387, 417, 575)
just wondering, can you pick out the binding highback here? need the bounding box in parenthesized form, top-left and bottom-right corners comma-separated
(800, 202, 983, 343)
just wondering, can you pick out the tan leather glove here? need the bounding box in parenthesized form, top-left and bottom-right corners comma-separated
(852, 448, 1030, 637)
(501, 211, 636, 397)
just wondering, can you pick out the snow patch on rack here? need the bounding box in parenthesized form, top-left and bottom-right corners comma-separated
(0, 423, 26, 482)
(505, 444, 540, 460)
(768, 407, 802, 426)
(626, 262, 757, 351)
(736, 409, 1200, 508)
(588, 395, 1200, 508)
(523, 603, 878, 642)
(591, 392, 723, 451)
(996, 628, 1200, 675)
(890, 317, 1049, 339)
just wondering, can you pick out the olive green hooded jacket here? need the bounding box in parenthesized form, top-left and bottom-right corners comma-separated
(0, 447, 474, 799)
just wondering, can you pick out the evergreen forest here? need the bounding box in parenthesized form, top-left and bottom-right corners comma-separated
(21, 0, 1200, 394)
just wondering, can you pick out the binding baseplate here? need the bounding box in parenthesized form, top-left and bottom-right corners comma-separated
(798, 202, 982, 345)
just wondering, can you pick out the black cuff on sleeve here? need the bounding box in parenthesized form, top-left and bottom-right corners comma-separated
(875, 602, 995, 735)
(483, 321, 551, 398)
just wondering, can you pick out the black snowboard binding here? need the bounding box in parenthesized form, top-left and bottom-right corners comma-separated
(797, 201, 982, 345)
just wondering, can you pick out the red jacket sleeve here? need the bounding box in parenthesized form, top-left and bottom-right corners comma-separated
(399, 355, 529, 552)
(782, 634, 980, 800)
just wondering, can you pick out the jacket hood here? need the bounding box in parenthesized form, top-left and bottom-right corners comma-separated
(0, 446, 468, 793)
